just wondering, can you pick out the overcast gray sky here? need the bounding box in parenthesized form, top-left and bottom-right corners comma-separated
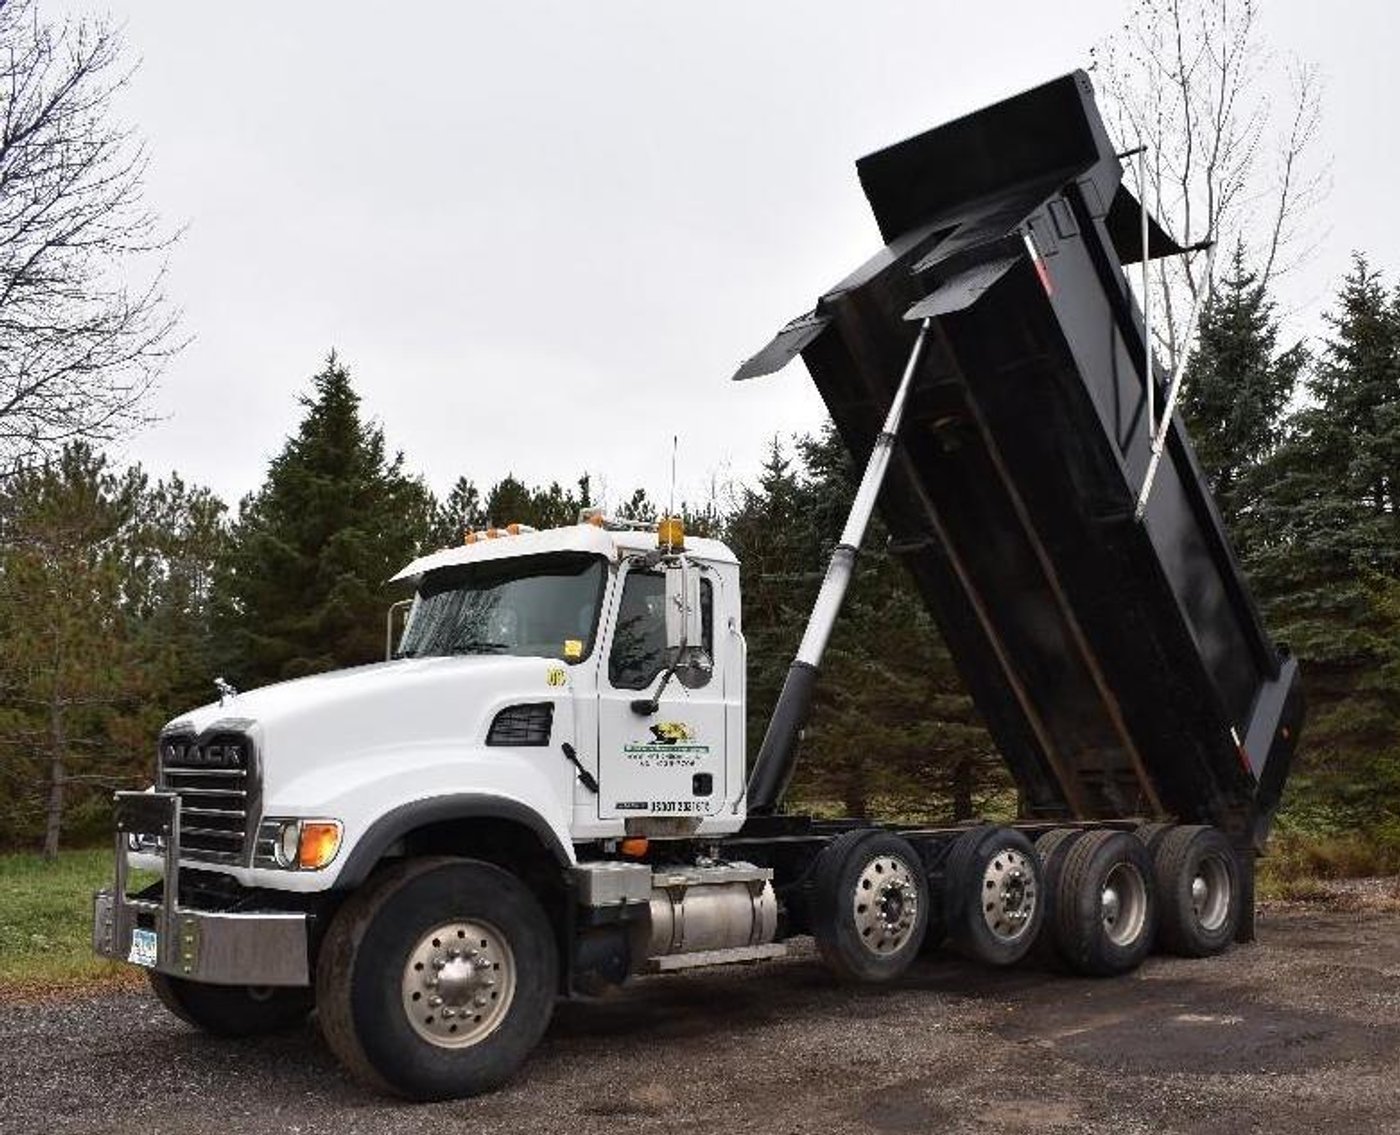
(61, 1, 1399, 514)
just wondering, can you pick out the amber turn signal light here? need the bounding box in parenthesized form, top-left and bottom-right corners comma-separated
(298, 821, 343, 870)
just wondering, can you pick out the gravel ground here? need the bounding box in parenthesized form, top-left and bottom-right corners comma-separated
(2, 904, 1398, 1135)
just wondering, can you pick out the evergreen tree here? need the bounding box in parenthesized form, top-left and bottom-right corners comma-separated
(529, 480, 587, 529)
(1247, 256, 1400, 848)
(615, 487, 657, 525)
(726, 429, 1002, 820)
(426, 476, 486, 547)
(1181, 244, 1305, 539)
(126, 474, 228, 714)
(0, 445, 144, 856)
(484, 475, 534, 528)
(214, 354, 433, 687)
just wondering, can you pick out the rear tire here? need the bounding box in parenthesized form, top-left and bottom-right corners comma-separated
(811, 830, 929, 983)
(316, 857, 557, 1100)
(944, 826, 1043, 966)
(1152, 825, 1240, 956)
(1052, 830, 1157, 976)
(1133, 822, 1174, 856)
(148, 972, 312, 1037)
(1033, 827, 1086, 959)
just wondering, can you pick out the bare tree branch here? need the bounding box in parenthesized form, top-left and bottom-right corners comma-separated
(1091, 0, 1328, 370)
(0, 0, 183, 475)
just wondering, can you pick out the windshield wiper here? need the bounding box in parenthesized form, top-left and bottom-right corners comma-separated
(448, 641, 511, 654)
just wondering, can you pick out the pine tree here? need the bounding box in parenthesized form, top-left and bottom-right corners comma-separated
(726, 429, 1002, 820)
(1181, 244, 1305, 539)
(214, 354, 433, 687)
(126, 474, 228, 713)
(615, 488, 657, 525)
(0, 444, 144, 856)
(425, 476, 486, 547)
(1248, 256, 1400, 847)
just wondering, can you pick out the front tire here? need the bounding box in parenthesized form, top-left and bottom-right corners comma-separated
(148, 972, 312, 1037)
(316, 857, 557, 1100)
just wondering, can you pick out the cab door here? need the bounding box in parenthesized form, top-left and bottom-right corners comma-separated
(596, 563, 726, 820)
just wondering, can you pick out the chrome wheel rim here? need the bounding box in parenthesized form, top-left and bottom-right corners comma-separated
(852, 854, 920, 955)
(980, 847, 1038, 942)
(1100, 862, 1148, 947)
(401, 920, 516, 1048)
(1192, 854, 1232, 932)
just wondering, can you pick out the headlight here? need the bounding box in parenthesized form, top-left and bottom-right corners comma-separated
(255, 817, 343, 870)
(275, 821, 300, 867)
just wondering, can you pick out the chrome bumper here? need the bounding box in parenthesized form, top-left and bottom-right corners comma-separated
(93, 790, 309, 987)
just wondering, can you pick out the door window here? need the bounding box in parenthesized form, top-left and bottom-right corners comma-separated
(608, 570, 713, 691)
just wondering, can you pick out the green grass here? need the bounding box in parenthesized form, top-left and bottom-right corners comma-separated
(1257, 829, 1400, 901)
(0, 847, 144, 993)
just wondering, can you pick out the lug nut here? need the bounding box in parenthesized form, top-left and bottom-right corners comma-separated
(430, 996, 443, 1007)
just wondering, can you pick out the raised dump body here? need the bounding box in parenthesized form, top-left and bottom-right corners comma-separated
(738, 71, 1303, 850)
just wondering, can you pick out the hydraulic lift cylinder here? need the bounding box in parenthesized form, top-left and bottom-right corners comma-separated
(745, 319, 932, 814)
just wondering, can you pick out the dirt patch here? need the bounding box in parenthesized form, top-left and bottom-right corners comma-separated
(2, 908, 1399, 1135)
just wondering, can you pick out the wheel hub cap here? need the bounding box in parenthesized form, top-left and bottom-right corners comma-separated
(981, 848, 1038, 942)
(1099, 862, 1148, 947)
(1191, 854, 1232, 932)
(853, 855, 919, 954)
(401, 920, 516, 1048)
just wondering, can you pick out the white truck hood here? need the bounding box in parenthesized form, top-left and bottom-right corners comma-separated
(166, 655, 575, 804)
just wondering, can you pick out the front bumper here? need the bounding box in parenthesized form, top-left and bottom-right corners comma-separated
(93, 790, 310, 987)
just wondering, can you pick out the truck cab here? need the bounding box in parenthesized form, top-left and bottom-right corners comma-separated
(388, 519, 748, 843)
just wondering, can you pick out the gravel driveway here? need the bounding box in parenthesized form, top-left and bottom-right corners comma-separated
(2, 905, 1398, 1135)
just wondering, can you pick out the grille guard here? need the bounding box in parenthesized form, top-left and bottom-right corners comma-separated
(93, 791, 309, 986)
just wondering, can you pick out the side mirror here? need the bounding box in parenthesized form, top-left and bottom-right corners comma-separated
(386, 597, 414, 660)
(664, 558, 703, 654)
(633, 559, 705, 716)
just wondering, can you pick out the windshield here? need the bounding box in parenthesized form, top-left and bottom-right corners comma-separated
(397, 552, 608, 663)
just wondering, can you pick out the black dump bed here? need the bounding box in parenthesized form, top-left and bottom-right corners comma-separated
(738, 72, 1303, 850)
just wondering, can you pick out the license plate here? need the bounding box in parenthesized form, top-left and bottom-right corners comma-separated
(128, 927, 158, 968)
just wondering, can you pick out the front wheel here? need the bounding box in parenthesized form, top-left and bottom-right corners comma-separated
(316, 857, 558, 1100)
(148, 972, 312, 1037)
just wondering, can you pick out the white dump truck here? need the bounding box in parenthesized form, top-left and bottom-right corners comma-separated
(93, 72, 1302, 1101)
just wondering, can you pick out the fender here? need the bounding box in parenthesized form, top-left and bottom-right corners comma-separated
(333, 793, 574, 890)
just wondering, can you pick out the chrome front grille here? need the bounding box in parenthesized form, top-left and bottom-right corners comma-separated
(158, 729, 258, 865)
